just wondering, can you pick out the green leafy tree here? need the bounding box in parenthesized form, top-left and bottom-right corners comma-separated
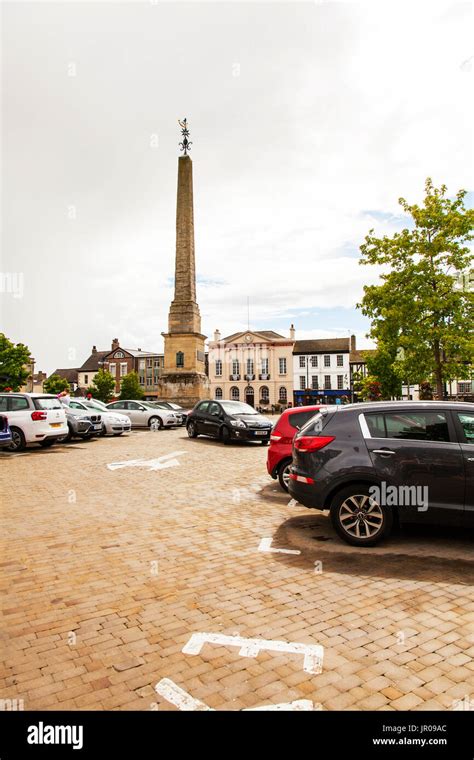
(359, 179, 474, 399)
(359, 376, 382, 401)
(365, 345, 402, 399)
(0, 333, 32, 391)
(43, 374, 70, 395)
(120, 371, 144, 400)
(90, 369, 116, 403)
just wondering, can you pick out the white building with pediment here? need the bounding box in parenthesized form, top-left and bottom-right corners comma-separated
(207, 326, 296, 409)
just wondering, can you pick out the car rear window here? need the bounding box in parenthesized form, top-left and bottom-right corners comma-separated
(367, 411, 451, 442)
(298, 409, 331, 435)
(0, 396, 9, 412)
(288, 411, 318, 430)
(33, 397, 63, 410)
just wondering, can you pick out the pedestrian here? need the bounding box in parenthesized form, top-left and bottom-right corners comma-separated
(86, 392, 92, 401)
(59, 387, 71, 406)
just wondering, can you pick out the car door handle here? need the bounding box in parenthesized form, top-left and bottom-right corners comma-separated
(372, 449, 396, 456)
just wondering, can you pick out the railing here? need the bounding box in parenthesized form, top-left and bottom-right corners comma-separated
(229, 374, 241, 381)
(259, 374, 270, 381)
(244, 374, 255, 381)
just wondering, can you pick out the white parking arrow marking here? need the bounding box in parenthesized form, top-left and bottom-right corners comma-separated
(258, 537, 300, 555)
(154, 679, 319, 711)
(107, 451, 186, 471)
(182, 633, 324, 674)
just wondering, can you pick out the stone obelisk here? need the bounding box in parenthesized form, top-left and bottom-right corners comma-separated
(159, 119, 209, 406)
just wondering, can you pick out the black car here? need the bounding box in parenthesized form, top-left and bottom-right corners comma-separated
(187, 400, 273, 445)
(288, 401, 474, 547)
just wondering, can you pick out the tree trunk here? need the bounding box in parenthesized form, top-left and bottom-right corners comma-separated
(433, 339, 444, 400)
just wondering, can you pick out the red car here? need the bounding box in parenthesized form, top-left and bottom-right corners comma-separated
(267, 405, 321, 491)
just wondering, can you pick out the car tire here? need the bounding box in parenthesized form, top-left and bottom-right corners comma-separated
(39, 438, 55, 448)
(261, 438, 269, 446)
(330, 483, 393, 547)
(221, 426, 231, 445)
(64, 424, 73, 443)
(148, 416, 163, 430)
(100, 425, 107, 437)
(187, 421, 198, 438)
(277, 460, 293, 492)
(113, 432, 123, 436)
(8, 427, 26, 452)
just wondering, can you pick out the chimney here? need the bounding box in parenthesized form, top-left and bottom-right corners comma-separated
(289, 323, 295, 341)
(137, 348, 142, 352)
(214, 329, 221, 342)
(112, 338, 119, 351)
(350, 334, 356, 353)
(91, 345, 97, 355)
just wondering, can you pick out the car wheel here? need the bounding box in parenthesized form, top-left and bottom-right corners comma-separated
(330, 484, 393, 547)
(221, 426, 231, 445)
(39, 439, 55, 448)
(113, 432, 123, 436)
(100, 425, 107, 437)
(149, 416, 163, 430)
(187, 421, 198, 438)
(260, 438, 269, 446)
(277, 460, 292, 492)
(64, 424, 73, 442)
(8, 427, 26, 452)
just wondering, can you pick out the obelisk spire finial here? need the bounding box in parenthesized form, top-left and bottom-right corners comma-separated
(178, 118, 192, 155)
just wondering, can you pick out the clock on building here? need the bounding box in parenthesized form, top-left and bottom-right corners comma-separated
(244, 334, 252, 342)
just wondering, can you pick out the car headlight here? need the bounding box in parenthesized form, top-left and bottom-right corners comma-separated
(230, 419, 246, 428)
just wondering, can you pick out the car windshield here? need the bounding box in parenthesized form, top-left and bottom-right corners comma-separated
(168, 403, 182, 410)
(88, 399, 107, 409)
(33, 397, 63, 410)
(221, 401, 258, 415)
(84, 402, 107, 412)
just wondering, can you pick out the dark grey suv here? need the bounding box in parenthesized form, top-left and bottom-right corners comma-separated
(288, 401, 474, 546)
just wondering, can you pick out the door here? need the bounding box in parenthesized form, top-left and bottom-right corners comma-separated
(363, 409, 464, 525)
(453, 410, 474, 527)
(193, 401, 210, 434)
(245, 386, 254, 407)
(205, 402, 222, 437)
(126, 401, 147, 426)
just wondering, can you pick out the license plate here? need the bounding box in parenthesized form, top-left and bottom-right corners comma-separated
(254, 430, 267, 436)
(50, 423, 62, 428)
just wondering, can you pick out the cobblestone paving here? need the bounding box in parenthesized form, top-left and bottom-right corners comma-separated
(1, 428, 473, 711)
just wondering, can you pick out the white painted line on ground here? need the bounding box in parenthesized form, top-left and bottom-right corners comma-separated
(155, 679, 319, 711)
(258, 537, 301, 555)
(287, 498, 298, 507)
(182, 633, 324, 674)
(107, 451, 186, 471)
(154, 678, 211, 711)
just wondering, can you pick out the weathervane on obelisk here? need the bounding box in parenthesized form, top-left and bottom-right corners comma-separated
(178, 118, 192, 155)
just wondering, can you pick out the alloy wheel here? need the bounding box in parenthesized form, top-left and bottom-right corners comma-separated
(338, 494, 384, 540)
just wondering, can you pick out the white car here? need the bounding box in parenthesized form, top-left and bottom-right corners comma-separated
(0, 392, 68, 451)
(68, 399, 131, 436)
(106, 400, 179, 429)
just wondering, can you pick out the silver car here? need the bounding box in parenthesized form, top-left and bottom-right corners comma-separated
(106, 400, 179, 429)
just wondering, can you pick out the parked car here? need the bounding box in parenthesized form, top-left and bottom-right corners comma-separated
(0, 415, 12, 449)
(148, 401, 190, 426)
(63, 406, 102, 442)
(0, 393, 68, 451)
(186, 400, 273, 444)
(288, 401, 474, 547)
(106, 400, 179, 429)
(267, 405, 321, 491)
(68, 399, 131, 436)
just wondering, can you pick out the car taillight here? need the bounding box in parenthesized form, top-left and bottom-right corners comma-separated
(31, 411, 47, 421)
(294, 435, 335, 452)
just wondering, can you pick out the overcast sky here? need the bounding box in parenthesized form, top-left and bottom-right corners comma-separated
(2, 0, 473, 374)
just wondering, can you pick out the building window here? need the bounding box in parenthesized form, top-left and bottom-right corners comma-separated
(246, 359, 254, 375)
(299, 356, 306, 368)
(311, 356, 318, 368)
(138, 359, 145, 370)
(337, 375, 344, 390)
(337, 355, 343, 367)
(260, 386, 269, 404)
(84, 374, 88, 385)
(120, 363, 127, 376)
(279, 358, 287, 375)
(312, 376, 318, 390)
(215, 359, 222, 376)
(114, 351, 124, 359)
(324, 375, 331, 389)
(176, 352, 184, 368)
(458, 382, 471, 394)
(279, 387, 287, 402)
(215, 387, 223, 399)
(324, 355, 330, 367)
(232, 360, 240, 375)
(230, 386, 239, 400)
(261, 358, 269, 375)
(300, 376, 306, 390)
(147, 358, 153, 368)
(109, 363, 116, 376)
